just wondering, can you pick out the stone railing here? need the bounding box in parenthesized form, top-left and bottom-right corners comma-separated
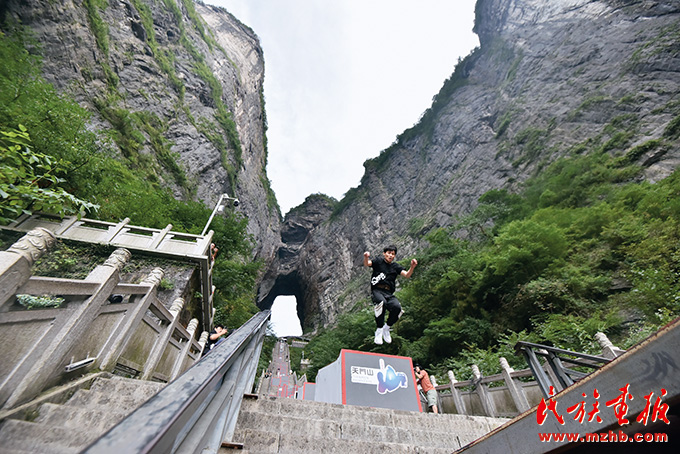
(83, 310, 271, 453)
(4, 213, 215, 332)
(0, 229, 206, 411)
(432, 334, 626, 418)
(433, 359, 542, 418)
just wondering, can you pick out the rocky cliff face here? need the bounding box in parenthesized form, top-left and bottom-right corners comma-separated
(1, 0, 281, 259)
(258, 0, 680, 333)
(5, 1, 679, 335)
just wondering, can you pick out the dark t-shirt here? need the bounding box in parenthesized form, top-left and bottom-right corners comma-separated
(204, 328, 228, 356)
(370, 256, 405, 293)
(206, 329, 219, 350)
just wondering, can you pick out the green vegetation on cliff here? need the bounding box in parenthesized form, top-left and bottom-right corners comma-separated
(0, 28, 260, 331)
(302, 145, 680, 382)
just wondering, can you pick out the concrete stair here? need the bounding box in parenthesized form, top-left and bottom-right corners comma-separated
(227, 396, 509, 453)
(0, 376, 165, 454)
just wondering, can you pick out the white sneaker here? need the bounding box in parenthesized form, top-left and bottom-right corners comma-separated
(382, 325, 392, 344)
(374, 327, 383, 345)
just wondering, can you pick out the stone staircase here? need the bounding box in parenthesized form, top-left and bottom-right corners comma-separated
(0, 375, 165, 454)
(227, 395, 509, 454)
(0, 377, 510, 454)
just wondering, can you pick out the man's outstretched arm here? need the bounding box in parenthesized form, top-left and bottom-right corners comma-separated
(363, 251, 372, 267)
(401, 258, 418, 278)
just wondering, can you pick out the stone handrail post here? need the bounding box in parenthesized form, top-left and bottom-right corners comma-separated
(447, 370, 468, 415)
(141, 297, 185, 380)
(472, 364, 497, 418)
(595, 332, 625, 359)
(500, 357, 531, 413)
(430, 376, 443, 412)
(4, 247, 130, 408)
(255, 369, 265, 395)
(170, 318, 200, 381)
(98, 267, 164, 371)
(198, 330, 209, 354)
(0, 228, 56, 311)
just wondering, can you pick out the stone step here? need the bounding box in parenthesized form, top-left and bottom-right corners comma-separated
(0, 447, 41, 454)
(240, 396, 508, 438)
(33, 402, 130, 433)
(64, 386, 158, 414)
(0, 376, 164, 454)
(247, 394, 507, 424)
(235, 409, 478, 450)
(245, 396, 398, 423)
(88, 375, 165, 399)
(233, 396, 509, 453)
(0, 419, 95, 454)
(229, 427, 456, 454)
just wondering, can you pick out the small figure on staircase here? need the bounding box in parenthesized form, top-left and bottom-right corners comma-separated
(203, 324, 229, 356)
(414, 365, 439, 414)
(363, 245, 417, 345)
(210, 243, 219, 264)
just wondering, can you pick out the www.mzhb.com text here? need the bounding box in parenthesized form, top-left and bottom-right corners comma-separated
(539, 430, 668, 443)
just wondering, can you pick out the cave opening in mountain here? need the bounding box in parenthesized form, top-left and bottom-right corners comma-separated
(259, 272, 305, 337)
(270, 296, 302, 337)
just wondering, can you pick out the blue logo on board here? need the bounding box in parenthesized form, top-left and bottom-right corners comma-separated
(376, 359, 408, 394)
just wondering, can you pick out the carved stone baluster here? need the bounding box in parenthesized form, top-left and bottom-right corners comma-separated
(500, 357, 531, 413)
(595, 332, 625, 359)
(170, 318, 201, 381)
(0, 228, 56, 310)
(472, 364, 497, 417)
(3, 247, 131, 408)
(98, 267, 164, 372)
(142, 298, 185, 380)
(447, 370, 468, 415)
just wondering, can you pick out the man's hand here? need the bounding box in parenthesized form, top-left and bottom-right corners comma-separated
(363, 251, 372, 267)
(403, 258, 418, 278)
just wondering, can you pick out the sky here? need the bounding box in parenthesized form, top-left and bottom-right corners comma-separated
(204, 1, 480, 337)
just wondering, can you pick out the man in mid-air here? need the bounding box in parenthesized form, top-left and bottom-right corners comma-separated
(363, 245, 417, 345)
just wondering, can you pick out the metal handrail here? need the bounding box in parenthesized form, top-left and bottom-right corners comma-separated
(515, 341, 612, 398)
(82, 310, 271, 454)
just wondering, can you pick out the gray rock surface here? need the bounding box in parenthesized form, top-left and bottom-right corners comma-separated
(4, 1, 679, 334)
(2, 0, 281, 260)
(258, 0, 680, 333)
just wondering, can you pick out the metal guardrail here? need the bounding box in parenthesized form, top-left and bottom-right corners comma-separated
(82, 310, 271, 454)
(515, 341, 612, 398)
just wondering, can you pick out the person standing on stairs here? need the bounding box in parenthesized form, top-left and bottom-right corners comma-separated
(363, 245, 417, 345)
(414, 365, 439, 414)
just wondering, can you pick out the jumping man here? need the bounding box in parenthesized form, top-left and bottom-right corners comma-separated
(363, 245, 417, 344)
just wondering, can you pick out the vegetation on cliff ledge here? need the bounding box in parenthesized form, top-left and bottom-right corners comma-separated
(301, 141, 680, 382)
(0, 28, 260, 330)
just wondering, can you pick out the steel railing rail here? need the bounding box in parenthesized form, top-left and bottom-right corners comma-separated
(515, 340, 612, 398)
(82, 310, 271, 454)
